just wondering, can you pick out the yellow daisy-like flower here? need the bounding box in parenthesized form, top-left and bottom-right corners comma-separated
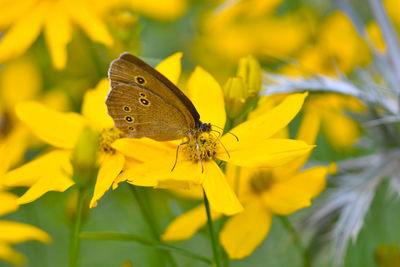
(2, 53, 185, 207)
(0, 0, 113, 69)
(162, 95, 333, 258)
(112, 57, 314, 216)
(0, 190, 51, 266)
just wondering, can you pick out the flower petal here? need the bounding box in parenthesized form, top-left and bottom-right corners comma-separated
(0, 220, 51, 244)
(187, 67, 226, 129)
(112, 138, 173, 162)
(0, 2, 48, 64)
(90, 152, 125, 208)
(82, 78, 114, 129)
(222, 93, 308, 149)
(155, 52, 182, 85)
(262, 167, 328, 215)
(162, 204, 221, 242)
(43, 2, 72, 69)
(0, 242, 25, 266)
(202, 161, 243, 215)
(66, 0, 113, 46)
(15, 102, 87, 149)
(217, 138, 314, 168)
(322, 111, 360, 148)
(220, 199, 272, 259)
(0, 192, 18, 217)
(3, 150, 74, 204)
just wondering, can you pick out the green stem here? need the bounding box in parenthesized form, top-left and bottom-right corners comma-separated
(129, 185, 177, 267)
(69, 189, 86, 267)
(278, 216, 311, 267)
(79, 232, 213, 265)
(203, 190, 222, 267)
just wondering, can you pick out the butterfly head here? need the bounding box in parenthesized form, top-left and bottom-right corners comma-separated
(196, 121, 212, 133)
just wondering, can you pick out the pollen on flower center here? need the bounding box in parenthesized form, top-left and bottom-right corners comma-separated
(249, 171, 274, 194)
(99, 127, 124, 153)
(182, 132, 218, 162)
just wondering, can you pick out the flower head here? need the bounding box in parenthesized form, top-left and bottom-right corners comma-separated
(112, 55, 314, 215)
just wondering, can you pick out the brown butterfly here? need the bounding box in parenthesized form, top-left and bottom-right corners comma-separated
(106, 53, 217, 171)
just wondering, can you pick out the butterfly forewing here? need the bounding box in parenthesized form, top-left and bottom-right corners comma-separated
(108, 53, 199, 129)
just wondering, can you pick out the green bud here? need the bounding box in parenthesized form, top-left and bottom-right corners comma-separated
(223, 77, 246, 119)
(71, 127, 99, 188)
(237, 55, 262, 98)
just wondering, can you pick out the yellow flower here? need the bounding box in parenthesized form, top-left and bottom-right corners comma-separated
(0, 190, 51, 266)
(2, 53, 184, 208)
(304, 94, 366, 149)
(112, 55, 314, 216)
(283, 11, 370, 77)
(161, 96, 332, 258)
(0, 0, 113, 69)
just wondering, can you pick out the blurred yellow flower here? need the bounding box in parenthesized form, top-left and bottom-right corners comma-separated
(194, 0, 309, 75)
(366, 21, 386, 52)
(93, 0, 188, 21)
(0, 191, 51, 266)
(0, 0, 113, 69)
(283, 11, 370, 77)
(162, 95, 332, 258)
(112, 54, 313, 216)
(303, 94, 366, 149)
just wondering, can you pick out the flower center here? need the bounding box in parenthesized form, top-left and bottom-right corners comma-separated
(182, 133, 218, 162)
(99, 127, 124, 153)
(249, 171, 274, 194)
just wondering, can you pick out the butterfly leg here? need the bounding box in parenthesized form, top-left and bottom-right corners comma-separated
(195, 137, 204, 173)
(171, 139, 190, 172)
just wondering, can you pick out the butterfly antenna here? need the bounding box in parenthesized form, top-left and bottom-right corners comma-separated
(210, 129, 222, 138)
(216, 135, 230, 159)
(195, 138, 205, 173)
(211, 124, 239, 142)
(171, 139, 190, 172)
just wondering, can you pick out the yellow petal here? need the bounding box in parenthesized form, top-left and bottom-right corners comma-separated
(262, 167, 328, 215)
(15, 102, 87, 149)
(3, 150, 74, 204)
(66, 0, 113, 46)
(129, 0, 187, 20)
(82, 78, 114, 129)
(155, 52, 182, 85)
(0, 242, 25, 266)
(220, 199, 272, 259)
(43, 2, 72, 69)
(162, 204, 221, 242)
(223, 93, 308, 149)
(187, 67, 226, 129)
(0, 220, 51, 244)
(0, 126, 28, 177)
(202, 161, 243, 215)
(0, 192, 18, 217)
(274, 110, 322, 176)
(0, 2, 48, 64)
(90, 152, 125, 208)
(112, 138, 173, 162)
(322, 112, 360, 148)
(169, 185, 203, 200)
(217, 139, 314, 168)
(0, 0, 35, 29)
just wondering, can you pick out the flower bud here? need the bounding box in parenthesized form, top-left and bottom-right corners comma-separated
(223, 77, 246, 119)
(71, 127, 99, 187)
(237, 55, 262, 98)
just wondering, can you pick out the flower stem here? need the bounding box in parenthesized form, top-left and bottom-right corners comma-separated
(79, 232, 213, 265)
(278, 216, 311, 267)
(69, 189, 86, 267)
(203, 189, 222, 267)
(129, 185, 177, 267)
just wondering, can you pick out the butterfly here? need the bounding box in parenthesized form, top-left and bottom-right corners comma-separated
(106, 53, 217, 171)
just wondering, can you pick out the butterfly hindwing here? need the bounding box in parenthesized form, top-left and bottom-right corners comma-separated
(106, 84, 190, 141)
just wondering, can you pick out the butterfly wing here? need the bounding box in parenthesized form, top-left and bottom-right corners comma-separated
(108, 53, 199, 130)
(106, 83, 190, 141)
